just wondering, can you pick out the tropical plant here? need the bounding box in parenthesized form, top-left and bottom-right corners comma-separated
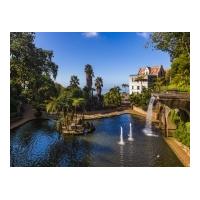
(149, 32, 190, 91)
(171, 53, 190, 88)
(174, 121, 190, 147)
(153, 77, 166, 92)
(84, 64, 94, 91)
(104, 86, 122, 107)
(46, 97, 61, 114)
(69, 75, 80, 88)
(149, 32, 190, 60)
(72, 98, 86, 122)
(129, 87, 151, 111)
(169, 109, 190, 147)
(95, 76, 103, 100)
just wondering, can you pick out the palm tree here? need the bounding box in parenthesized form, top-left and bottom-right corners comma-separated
(72, 98, 86, 123)
(60, 97, 73, 128)
(46, 97, 61, 114)
(95, 76, 103, 101)
(84, 64, 94, 91)
(46, 94, 73, 129)
(69, 75, 80, 88)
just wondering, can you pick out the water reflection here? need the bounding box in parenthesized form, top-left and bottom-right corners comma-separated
(10, 115, 183, 167)
(119, 145, 124, 166)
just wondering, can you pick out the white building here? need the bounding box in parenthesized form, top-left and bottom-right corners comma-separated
(129, 65, 165, 94)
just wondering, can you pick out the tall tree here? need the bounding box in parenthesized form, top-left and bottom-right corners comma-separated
(69, 75, 80, 88)
(84, 64, 94, 91)
(72, 98, 86, 123)
(149, 32, 190, 60)
(104, 86, 122, 107)
(95, 77, 103, 99)
(149, 32, 190, 89)
(10, 32, 58, 106)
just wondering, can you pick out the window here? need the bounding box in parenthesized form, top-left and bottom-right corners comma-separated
(132, 86, 134, 89)
(132, 78, 134, 82)
(137, 86, 140, 90)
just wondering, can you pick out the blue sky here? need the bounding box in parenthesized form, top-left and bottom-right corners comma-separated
(35, 32, 170, 93)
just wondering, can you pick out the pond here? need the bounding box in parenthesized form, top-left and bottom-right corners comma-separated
(10, 114, 183, 167)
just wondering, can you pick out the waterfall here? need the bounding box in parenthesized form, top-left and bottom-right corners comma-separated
(143, 96, 158, 137)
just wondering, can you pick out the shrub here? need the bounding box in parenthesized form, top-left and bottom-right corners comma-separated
(129, 88, 151, 111)
(170, 109, 190, 147)
(174, 121, 190, 147)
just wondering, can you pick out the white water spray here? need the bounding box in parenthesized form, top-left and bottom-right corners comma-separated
(143, 96, 158, 137)
(118, 126, 125, 145)
(128, 123, 134, 141)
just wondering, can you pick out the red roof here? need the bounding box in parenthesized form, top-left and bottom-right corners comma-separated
(138, 66, 162, 76)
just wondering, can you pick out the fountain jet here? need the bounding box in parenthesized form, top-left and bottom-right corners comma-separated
(128, 123, 134, 141)
(118, 126, 125, 145)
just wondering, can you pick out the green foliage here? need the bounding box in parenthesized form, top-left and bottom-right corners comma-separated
(150, 32, 190, 60)
(170, 109, 181, 124)
(104, 87, 122, 107)
(10, 32, 58, 109)
(153, 77, 166, 92)
(10, 97, 18, 113)
(65, 87, 83, 98)
(10, 80, 22, 113)
(160, 84, 190, 92)
(72, 98, 86, 109)
(69, 75, 80, 88)
(95, 76, 103, 96)
(171, 53, 190, 88)
(95, 77, 104, 108)
(150, 32, 190, 91)
(170, 109, 190, 147)
(84, 64, 94, 91)
(129, 88, 151, 111)
(83, 86, 90, 100)
(174, 121, 190, 147)
(54, 83, 65, 97)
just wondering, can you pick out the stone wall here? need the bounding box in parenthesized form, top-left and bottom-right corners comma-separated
(132, 106, 157, 120)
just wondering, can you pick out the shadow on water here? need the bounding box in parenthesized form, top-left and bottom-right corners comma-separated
(10, 114, 183, 167)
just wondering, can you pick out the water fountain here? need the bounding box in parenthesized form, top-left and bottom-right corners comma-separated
(118, 126, 125, 145)
(128, 123, 134, 141)
(143, 96, 158, 137)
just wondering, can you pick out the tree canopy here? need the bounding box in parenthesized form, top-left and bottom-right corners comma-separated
(104, 86, 122, 107)
(69, 75, 80, 88)
(10, 32, 58, 112)
(149, 32, 190, 60)
(149, 32, 190, 90)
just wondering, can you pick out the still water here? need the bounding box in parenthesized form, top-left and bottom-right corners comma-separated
(10, 114, 183, 167)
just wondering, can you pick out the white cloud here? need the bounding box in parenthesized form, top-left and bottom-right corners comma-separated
(137, 32, 150, 39)
(82, 32, 99, 38)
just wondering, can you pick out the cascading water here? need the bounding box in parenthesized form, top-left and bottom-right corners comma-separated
(128, 123, 134, 141)
(143, 96, 158, 137)
(118, 126, 125, 145)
